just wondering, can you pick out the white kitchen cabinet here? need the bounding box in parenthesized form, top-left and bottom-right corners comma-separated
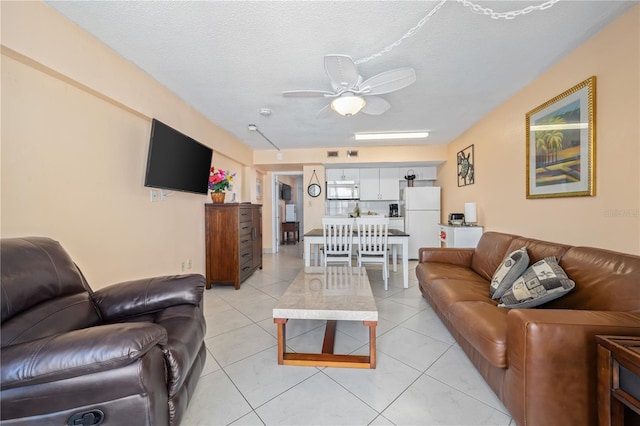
(439, 225, 483, 248)
(326, 168, 359, 182)
(401, 166, 437, 181)
(359, 167, 399, 200)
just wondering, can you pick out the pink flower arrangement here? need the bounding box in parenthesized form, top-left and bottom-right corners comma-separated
(208, 167, 236, 192)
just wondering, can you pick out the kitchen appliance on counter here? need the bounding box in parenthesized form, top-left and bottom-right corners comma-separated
(448, 213, 465, 226)
(402, 187, 441, 259)
(389, 203, 399, 217)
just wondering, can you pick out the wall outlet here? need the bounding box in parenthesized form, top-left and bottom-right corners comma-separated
(187, 259, 192, 270)
(150, 189, 158, 202)
(180, 261, 186, 272)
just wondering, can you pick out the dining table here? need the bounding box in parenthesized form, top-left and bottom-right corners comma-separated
(303, 228, 411, 289)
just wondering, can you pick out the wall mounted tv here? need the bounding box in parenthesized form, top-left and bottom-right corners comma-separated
(144, 119, 213, 195)
(280, 183, 292, 201)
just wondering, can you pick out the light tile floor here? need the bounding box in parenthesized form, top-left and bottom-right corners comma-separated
(183, 244, 514, 426)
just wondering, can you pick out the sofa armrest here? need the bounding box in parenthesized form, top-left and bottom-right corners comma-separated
(0, 323, 167, 390)
(418, 247, 474, 266)
(505, 309, 640, 425)
(93, 274, 205, 321)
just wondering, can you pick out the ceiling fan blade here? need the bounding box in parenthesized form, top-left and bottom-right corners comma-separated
(361, 68, 416, 95)
(361, 96, 390, 115)
(282, 90, 334, 98)
(316, 103, 334, 119)
(324, 54, 359, 88)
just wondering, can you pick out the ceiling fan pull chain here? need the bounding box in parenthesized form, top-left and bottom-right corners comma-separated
(457, 0, 561, 20)
(355, 0, 560, 65)
(355, 0, 447, 65)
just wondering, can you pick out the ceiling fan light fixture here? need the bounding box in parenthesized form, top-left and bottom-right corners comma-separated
(354, 131, 430, 141)
(331, 95, 366, 117)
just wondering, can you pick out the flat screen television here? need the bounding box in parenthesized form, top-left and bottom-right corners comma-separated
(280, 183, 292, 201)
(144, 119, 213, 195)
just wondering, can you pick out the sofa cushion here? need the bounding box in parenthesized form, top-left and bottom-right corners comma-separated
(416, 262, 488, 286)
(424, 279, 495, 318)
(1, 237, 93, 323)
(470, 232, 520, 281)
(505, 236, 571, 265)
(552, 247, 640, 312)
(499, 257, 575, 308)
(490, 247, 529, 299)
(448, 301, 509, 368)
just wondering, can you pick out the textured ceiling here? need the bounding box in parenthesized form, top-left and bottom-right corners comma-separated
(45, 1, 635, 151)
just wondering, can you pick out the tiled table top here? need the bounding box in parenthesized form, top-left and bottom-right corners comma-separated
(273, 266, 378, 322)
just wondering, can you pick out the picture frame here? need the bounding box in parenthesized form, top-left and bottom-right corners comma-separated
(256, 177, 262, 201)
(457, 144, 474, 187)
(526, 76, 596, 199)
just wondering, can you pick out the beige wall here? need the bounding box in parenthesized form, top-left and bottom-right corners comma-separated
(439, 5, 639, 254)
(1, 2, 258, 288)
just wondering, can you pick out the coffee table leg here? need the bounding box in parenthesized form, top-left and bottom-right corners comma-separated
(274, 318, 287, 365)
(364, 320, 377, 369)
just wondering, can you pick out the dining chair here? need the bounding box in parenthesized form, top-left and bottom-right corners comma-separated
(355, 217, 390, 290)
(321, 217, 354, 266)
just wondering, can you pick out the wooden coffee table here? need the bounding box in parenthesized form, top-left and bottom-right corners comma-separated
(273, 266, 378, 369)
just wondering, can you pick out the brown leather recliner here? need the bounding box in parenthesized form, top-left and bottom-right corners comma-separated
(0, 237, 207, 426)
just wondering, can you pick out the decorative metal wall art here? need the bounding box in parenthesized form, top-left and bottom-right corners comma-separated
(457, 144, 475, 187)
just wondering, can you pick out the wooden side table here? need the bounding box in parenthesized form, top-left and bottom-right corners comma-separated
(281, 221, 299, 244)
(597, 335, 640, 426)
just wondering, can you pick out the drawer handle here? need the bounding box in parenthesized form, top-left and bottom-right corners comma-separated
(241, 239, 250, 244)
(242, 252, 251, 258)
(242, 266, 251, 272)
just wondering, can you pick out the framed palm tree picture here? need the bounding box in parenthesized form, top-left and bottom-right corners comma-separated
(526, 76, 596, 199)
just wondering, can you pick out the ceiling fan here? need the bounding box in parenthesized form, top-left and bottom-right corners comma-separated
(282, 54, 416, 117)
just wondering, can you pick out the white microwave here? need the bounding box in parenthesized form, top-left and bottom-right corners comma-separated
(326, 182, 359, 200)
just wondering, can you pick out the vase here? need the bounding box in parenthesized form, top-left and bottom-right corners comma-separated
(211, 192, 226, 203)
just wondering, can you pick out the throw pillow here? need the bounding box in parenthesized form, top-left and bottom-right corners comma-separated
(498, 256, 575, 309)
(490, 247, 529, 299)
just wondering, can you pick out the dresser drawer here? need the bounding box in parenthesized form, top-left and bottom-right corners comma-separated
(239, 208, 253, 223)
(239, 258, 254, 280)
(239, 234, 253, 250)
(239, 247, 253, 265)
(239, 221, 252, 236)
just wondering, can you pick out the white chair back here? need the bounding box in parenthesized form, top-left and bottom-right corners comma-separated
(355, 217, 390, 290)
(322, 218, 354, 265)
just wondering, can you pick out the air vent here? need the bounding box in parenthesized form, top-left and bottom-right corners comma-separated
(347, 150, 358, 158)
(327, 151, 339, 158)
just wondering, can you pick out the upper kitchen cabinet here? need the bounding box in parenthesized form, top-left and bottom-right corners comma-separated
(359, 167, 399, 200)
(326, 168, 359, 183)
(401, 166, 437, 181)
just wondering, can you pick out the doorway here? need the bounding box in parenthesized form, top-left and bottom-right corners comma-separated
(271, 172, 303, 253)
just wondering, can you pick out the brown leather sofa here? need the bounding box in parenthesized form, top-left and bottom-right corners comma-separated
(0, 237, 207, 426)
(416, 231, 640, 426)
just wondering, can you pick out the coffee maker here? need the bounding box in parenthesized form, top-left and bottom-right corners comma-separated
(389, 203, 399, 217)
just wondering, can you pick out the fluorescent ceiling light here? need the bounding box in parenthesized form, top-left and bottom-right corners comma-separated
(354, 132, 430, 141)
(530, 123, 588, 131)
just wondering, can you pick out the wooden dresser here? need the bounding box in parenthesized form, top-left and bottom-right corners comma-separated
(205, 203, 262, 289)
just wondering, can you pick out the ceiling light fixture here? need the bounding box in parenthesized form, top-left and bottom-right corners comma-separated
(330, 94, 366, 117)
(354, 132, 430, 141)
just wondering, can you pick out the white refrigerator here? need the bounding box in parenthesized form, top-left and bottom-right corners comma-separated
(285, 204, 297, 222)
(402, 187, 441, 259)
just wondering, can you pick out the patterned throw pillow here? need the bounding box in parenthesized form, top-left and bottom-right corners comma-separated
(490, 247, 529, 299)
(498, 257, 575, 309)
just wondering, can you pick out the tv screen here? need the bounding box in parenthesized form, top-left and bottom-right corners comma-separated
(280, 183, 292, 201)
(144, 119, 213, 195)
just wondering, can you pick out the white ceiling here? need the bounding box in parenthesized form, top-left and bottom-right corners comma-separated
(45, 1, 634, 152)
